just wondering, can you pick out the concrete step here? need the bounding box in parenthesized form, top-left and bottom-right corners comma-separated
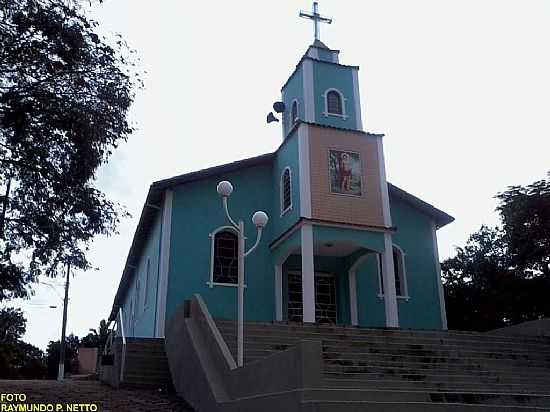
(320, 351, 550, 366)
(231, 351, 550, 373)
(302, 388, 550, 407)
(323, 370, 550, 386)
(216, 329, 550, 351)
(215, 320, 550, 345)
(223, 341, 550, 364)
(323, 377, 550, 394)
(323, 363, 550, 379)
(219, 324, 550, 351)
(300, 399, 550, 412)
(122, 344, 167, 355)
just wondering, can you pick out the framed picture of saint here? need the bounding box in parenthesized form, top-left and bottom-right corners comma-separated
(328, 149, 362, 196)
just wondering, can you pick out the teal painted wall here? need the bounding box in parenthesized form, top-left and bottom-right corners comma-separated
(350, 197, 444, 330)
(390, 197, 443, 330)
(317, 48, 337, 63)
(355, 253, 386, 327)
(120, 210, 162, 337)
(313, 61, 358, 130)
(166, 163, 276, 324)
(312, 225, 384, 253)
(121, 176, 444, 332)
(271, 132, 301, 241)
(281, 65, 304, 136)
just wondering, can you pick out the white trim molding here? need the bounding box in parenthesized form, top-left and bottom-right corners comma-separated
(275, 264, 283, 321)
(302, 59, 315, 122)
(280, 89, 287, 140)
(352, 69, 363, 130)
(382, 232, 399, 328)
(375, 136, 393, 227)
(301, 224, 315, 323)
(155, 189, 173, 338)
(348, 253, 372, 326)
(144, 256, 151, 311)
(298, 125, 312, 218)
(432, 221, 448, 330)
(376, 247, 410, 301)
(280, 167, 293, 216)
(348, 270, 358, 326)
(307, 47, 319, 60)
(323, 88, 348, 120)
(207, 226, 246, 288)
(392, 244, 409, 298)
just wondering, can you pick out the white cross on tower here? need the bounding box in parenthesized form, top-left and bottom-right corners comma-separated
(299, 2, 333, 43)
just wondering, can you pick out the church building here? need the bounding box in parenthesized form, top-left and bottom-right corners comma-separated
(108, 4, 454, 340)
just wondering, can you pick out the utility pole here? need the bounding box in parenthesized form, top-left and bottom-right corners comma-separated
(57, 262, 71, 381)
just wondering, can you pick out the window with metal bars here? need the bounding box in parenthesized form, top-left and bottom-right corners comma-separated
(281, 168, 292, 214)
(326, 90, 343, 115)
(212, 231, 239, 284)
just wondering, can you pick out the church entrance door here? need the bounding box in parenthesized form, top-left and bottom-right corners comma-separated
(287, 271, 337, 323)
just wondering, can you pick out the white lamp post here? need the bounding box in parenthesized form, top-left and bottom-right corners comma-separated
(216, 180, 268, 367)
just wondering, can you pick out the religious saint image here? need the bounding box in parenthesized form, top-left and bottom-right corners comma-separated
(328, 149, 362, 196)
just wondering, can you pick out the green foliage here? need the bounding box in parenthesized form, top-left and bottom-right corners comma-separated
(45, 333, 79, 379)
(0, 0, 141, 300)
(496, 174, 550, 278)
(81, 319, 108, 349)
(0, 307, 26, 343)
(0, 307, 46, 379)
(442, 174, 550, 331)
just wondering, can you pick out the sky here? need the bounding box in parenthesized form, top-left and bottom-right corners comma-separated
(6, 0, 550, 350)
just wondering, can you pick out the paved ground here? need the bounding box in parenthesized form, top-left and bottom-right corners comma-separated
(0, 379, 194, 411)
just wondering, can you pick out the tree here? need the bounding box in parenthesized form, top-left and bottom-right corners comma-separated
(0, 307, 46, 379)
(442, 174, 550, 331)
(0, 307, 26, 344)
(45, 333, 79, 379)
(81, 318, 108, 350)
(0, 0, 141, 300)
(496, 175, 550, 278)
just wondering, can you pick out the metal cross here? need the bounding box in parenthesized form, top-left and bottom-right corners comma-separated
(299, 2, 333, 43)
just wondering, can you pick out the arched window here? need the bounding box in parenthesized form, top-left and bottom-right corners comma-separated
(378, 246, 408, 298)
(326, 90, 343, 116)
(291, 100, 299, 125)
(210, 229, 239, 285)
(281, 167, 292, 214)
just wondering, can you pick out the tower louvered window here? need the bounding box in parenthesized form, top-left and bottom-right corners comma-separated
(281, 168, 292, 214)
(327, 90, 343, 115)
(213, 231, 238, 284)
(291, 101, 298, 125)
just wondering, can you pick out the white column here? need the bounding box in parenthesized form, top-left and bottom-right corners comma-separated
(155, 189, 173, 338)
(275, 264, 283, 321)
(382, 232, 399, 328)
(302, 60, 315, 123)
(348, 270, 358, 326)
(432, 221, 448, 330)
(298, 126, 312, 219)
(301, 224, 316, 323)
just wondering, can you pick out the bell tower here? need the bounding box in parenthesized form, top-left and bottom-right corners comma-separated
(281, 4, 363, 136)
(273, 2, 400, 328)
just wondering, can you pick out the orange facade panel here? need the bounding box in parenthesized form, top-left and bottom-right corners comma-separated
(308, 125, 386, 227)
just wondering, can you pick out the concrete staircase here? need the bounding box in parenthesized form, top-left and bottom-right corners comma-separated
(121, 337, 173, 389)
(100, 337, 173, 390)
(215, 320, 550, 410)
